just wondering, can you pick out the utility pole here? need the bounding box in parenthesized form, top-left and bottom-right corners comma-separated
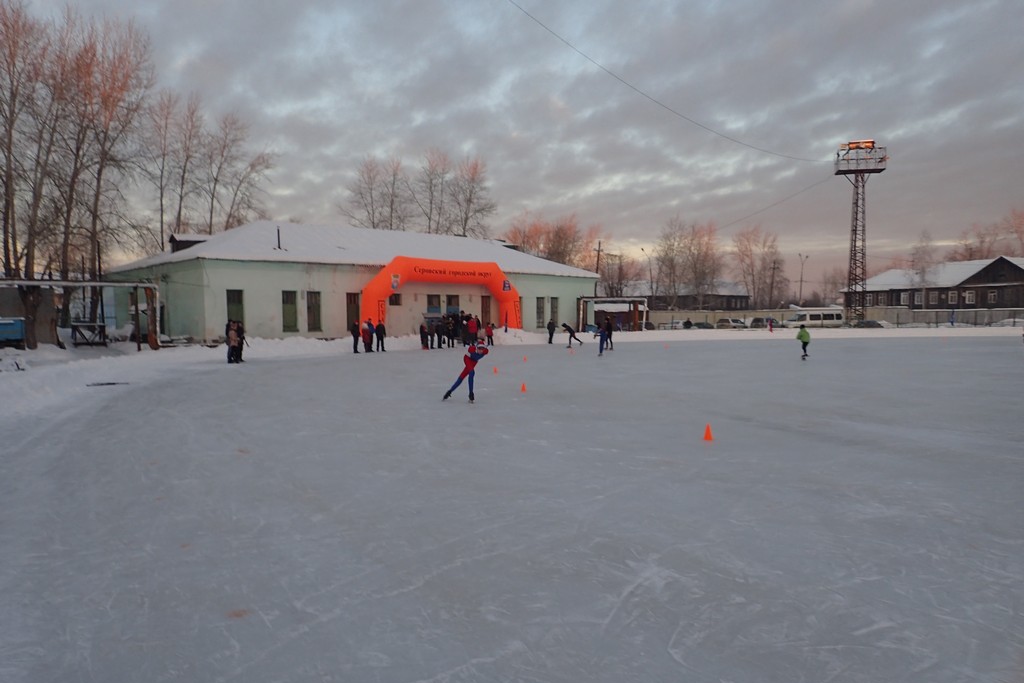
(797, 253, 809, 304)
(593, 240, 602, 296)
(640, 247, 655, 305)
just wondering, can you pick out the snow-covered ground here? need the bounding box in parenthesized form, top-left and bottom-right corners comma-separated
(2, 325, 1022, 682)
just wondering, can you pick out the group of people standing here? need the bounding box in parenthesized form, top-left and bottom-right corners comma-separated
(224, 319, 246, 363)
(351, 319, 387, 353)
(418, 312, 495, 351)
(547, 317, 615, 356)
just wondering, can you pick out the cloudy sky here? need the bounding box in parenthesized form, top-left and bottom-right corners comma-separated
(26, 0, 1024, 286)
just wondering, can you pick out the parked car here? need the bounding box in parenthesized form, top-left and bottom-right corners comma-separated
(715, 318, 747, 329)
(692, 321, 713, 329)
(852, 319, 885, 328)
(748, 317, 779, 329)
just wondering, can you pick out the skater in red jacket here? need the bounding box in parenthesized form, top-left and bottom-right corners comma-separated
(443, 343, 489, 402)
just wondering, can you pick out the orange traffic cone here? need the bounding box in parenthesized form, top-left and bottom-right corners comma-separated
(703, 423, 714, 442)
(520, 382, 527, 393)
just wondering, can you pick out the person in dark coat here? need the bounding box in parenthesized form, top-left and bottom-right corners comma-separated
(362, 319, 374, 352)
(547, 319, 556, 344)
(350, 320, 361, 353)
(419, 323, 430, 349)
(375, 320, 386, 352)
(562, 323, 584, 348)
(434, 320, 444, 349)
(603, 316, 614, 351)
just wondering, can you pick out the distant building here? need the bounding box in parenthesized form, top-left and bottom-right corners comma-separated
(108, 221, 598, 342)
(855, 256, 1024, 311)
(646, 282, 750, 312)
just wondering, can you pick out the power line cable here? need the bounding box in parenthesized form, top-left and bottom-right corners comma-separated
(720, 174, 835, 230)
(504, 0, 827, 164)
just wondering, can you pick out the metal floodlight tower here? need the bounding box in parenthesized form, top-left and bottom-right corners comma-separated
(835, 139, 887, 321)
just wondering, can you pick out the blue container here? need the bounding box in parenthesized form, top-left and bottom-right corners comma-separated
(0, 317, 26, 342)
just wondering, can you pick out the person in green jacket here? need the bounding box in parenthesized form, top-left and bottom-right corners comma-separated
(796, 324, 810, 359)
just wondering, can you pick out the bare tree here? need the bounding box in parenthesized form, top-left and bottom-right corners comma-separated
(447, 156, 495, 238)
(1002, 208, 1024, 256)
(501, 212, 600, 269)
(503, 210, 546, 255)
(732, 226, 787, 308)
(200, 112, 246, 233)
(653, 217, 686, 309)
(141, 89, 178, 251)
(909, 230, 936, 286)
(81, 16, 153, 293)
(340, 155, 385, 230)
(947, 222, 1004, 261)
(819, 267, 846, 306)
(380, 156, 410, 231)
(171, 92, 203, 232)
(599, 251, 642, 297)
(409, 148, 450, 233)
(339, 155, 410, 231)
(0, 0, 50, 280)
(220, 148, 274, 230)
(682, 221, 723, 310)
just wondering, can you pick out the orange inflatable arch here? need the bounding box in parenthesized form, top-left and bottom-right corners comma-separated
(360, 256, 523, 329)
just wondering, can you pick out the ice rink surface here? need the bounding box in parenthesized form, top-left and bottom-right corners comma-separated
(2, 328, 1022, 682)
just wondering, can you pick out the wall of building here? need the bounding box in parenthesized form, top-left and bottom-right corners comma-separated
(110, 258, 597, 342)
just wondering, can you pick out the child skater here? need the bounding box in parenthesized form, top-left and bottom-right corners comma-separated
(443, 342, 490, 403)
(796, 324, 810, 359)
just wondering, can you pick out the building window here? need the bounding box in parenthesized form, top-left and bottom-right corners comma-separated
(928, 290, 938, 305)
(900, 292, 909, 306)
(948, 290, 957, 305)
(913, 291, 922, 305)
(226, 289, 244, 325)
(427, 294, 440, 313)
(964, 291, 976, 305)
(446, 295, 459, 314)
(865, 293, 873, 306)
(536, 297, 545, 328)
(877, 292, 886, 306)
(388, 293, 401, 306)
(988, 289, 998, 304)
(282, 291, 298, 332)
(306, 291, 322, 332)
(550, 297, 559, 324)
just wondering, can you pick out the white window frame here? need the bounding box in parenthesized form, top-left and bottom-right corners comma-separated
(964, 291, 976, 305)
(948, 290, 957, 305)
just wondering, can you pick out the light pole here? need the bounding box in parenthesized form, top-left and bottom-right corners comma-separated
(640, 247, 654, 303)
(797, 253, 810, 304)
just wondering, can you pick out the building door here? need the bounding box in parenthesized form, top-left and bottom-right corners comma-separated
(346, 293, 360, 328)
(481, 295, 491, 324)
(226, 289, 244, 324)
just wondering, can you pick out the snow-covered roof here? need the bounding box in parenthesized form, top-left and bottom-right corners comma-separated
(864, 256, 1024, 290)
(111, 221, 599, 280)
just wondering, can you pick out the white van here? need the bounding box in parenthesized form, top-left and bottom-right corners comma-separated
(783, 307, 845, 328)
